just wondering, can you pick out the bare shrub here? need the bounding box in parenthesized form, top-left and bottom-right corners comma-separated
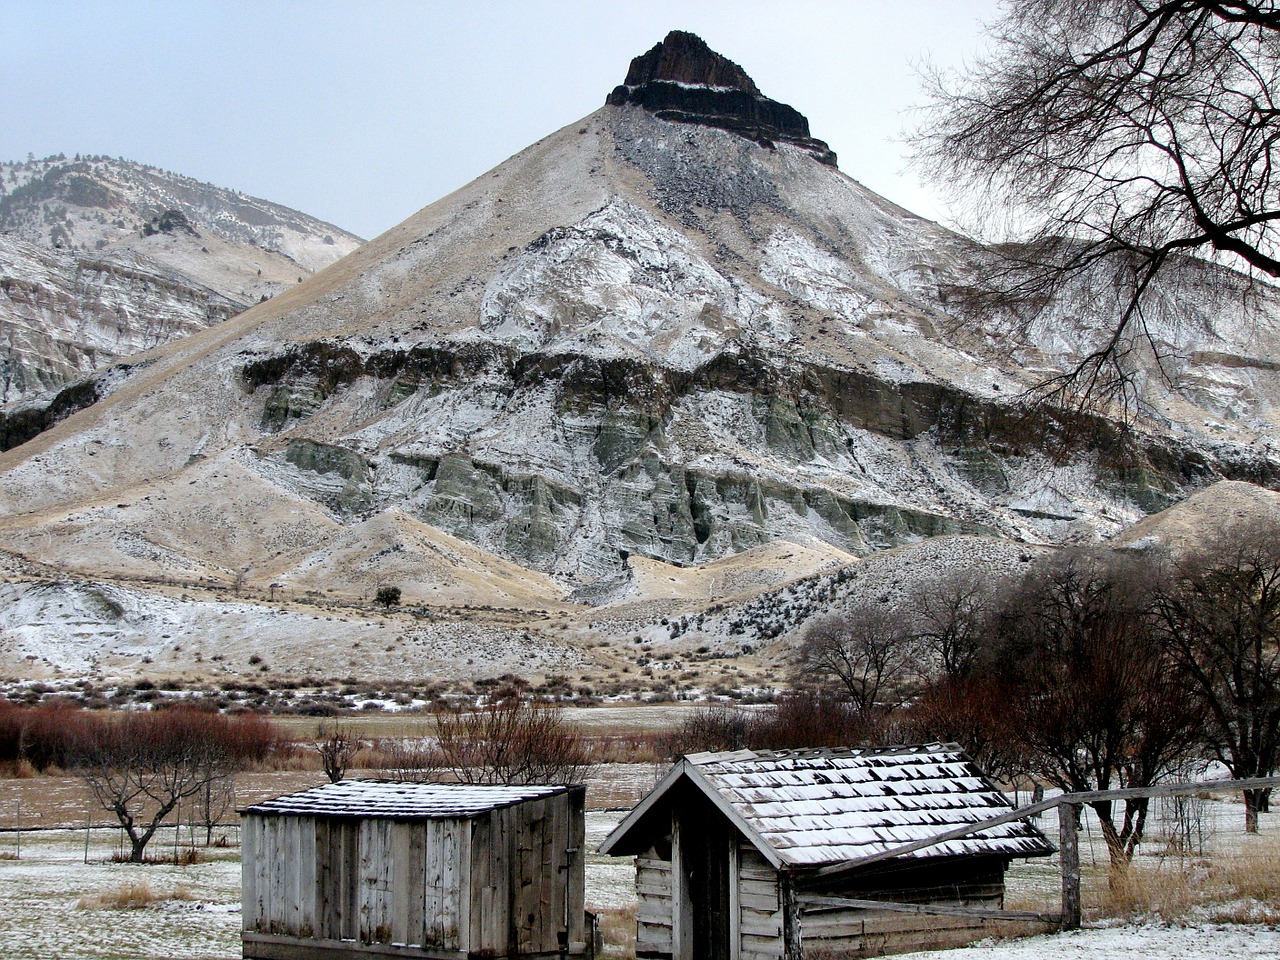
(748, 690, 869, 750)
(373, 737, 438, 782)
(594, 903, 637, 960)
(660, 690, 869, 758)
(433, 695, 593, 785)
(314, 721, 360, 783)
(659, 703, 754, 758)
(902, 675, 1027, 785)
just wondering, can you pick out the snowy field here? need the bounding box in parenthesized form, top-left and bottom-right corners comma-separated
(0, 828, 242, 960)
(898, 924, 1280, 959)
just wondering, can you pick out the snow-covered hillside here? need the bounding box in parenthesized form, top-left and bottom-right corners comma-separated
(0, 155, 363, 406)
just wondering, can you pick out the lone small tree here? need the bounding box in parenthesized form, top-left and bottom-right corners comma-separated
(375, 585, 402, 609)
(314, 721, 360, 783)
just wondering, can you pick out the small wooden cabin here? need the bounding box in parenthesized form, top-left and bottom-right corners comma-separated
(241, 780, 588, 960)
(599, 744, 1052, 960)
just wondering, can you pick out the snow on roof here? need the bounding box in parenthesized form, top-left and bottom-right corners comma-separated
(241, 780, 569, 820)
(600, 743, 1053, 869)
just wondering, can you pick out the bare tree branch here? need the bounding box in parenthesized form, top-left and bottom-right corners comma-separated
(916, 0, 1280, 410)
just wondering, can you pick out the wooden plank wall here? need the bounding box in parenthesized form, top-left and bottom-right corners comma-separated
(316, 818, 359, 941)
(243, 815, 320, 938)
(566, 786, 587, 949)
(245, 792, 583, 959)
(465, 791, 582, 958)
(801, 859, 1007, 958)
(635, 855, 673, 957)
(738, 847, 784, 960)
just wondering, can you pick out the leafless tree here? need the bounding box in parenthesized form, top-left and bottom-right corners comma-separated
(1155, 520, 1280, 831)
(916, 1, 1280, 411)
(995, 549, 1204, 867)
(914, 573, 1001, 680)
(433, 695, 594, 785)
(793, 607, 922, 715)
(314, 721, 360, 783)
(73, 709, 269, 862)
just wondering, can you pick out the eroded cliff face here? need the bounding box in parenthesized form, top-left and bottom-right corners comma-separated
(0, 235, 238, 404)
(0, 34, 1277, 595)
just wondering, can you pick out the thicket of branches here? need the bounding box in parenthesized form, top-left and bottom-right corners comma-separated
(672, 519, 1280, 865)
(1, 705, 278, 861)
(916, 0, 1280, 411)
(346, 695, 595, 787)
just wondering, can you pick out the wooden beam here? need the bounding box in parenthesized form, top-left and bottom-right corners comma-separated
(797, 895, 1059, 924)
(1057, 776, 1280, 805)
(1059, 803, 1080, 931)
(781, 875, 803, 960)
(807, 798, 1059, 880)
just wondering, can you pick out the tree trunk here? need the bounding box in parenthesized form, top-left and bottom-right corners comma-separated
(1090, 800, 1131, 872)
(1244, 788, 1263, 833)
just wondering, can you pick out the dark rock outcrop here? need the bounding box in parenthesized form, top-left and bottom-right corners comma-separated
(607, 31, 837, 166)
(142, 209, 199, 237)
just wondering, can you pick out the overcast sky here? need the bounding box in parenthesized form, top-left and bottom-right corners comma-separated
(4, 0, 1002, 240)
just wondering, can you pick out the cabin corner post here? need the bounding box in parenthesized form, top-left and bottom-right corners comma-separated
(1059, 801, 1081, 931)
(781, 871, 803, 960)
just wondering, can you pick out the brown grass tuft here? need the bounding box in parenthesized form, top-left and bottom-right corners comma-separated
(1092, 838, 1280, 924)
(594, 903, 637, 960)
(76, 881, 197, 910)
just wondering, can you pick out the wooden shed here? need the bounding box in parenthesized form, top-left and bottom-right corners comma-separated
(241, 780, 588, 960)
(599, 744, 1053, 960)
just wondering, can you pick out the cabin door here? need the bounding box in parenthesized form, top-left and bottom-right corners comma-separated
(677, 796, 732, 960)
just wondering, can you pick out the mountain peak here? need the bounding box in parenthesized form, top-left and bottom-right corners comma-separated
(619, 30, 761, 95)
(606, 31, 838, 166)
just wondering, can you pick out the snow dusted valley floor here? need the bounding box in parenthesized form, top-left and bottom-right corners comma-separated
(1, 767, 1278, 960)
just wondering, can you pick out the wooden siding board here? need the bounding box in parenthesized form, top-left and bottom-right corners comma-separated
(456, 817, 472, 952)
(242, 816, 261, 933)
(390, 822, 414, 947)
(298, 818, 318, 937)
(635, 855, 674, 955)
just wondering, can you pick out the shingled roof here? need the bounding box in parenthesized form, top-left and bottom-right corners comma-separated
(242, 780, 569, 820)
(599, 743, 1053, 869)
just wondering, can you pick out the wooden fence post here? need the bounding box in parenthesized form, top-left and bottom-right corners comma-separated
(781, 873, 804, 960)
(1059, 800, 1081, 931)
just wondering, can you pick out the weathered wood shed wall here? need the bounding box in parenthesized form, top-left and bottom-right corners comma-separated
(241, 780, 587, 960)
(601, 744, 1053, 960)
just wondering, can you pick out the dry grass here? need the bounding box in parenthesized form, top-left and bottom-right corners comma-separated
(595, 903, 637, 960)
(1092, 838, 1280, 924)
(76, 881, 196, 910)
